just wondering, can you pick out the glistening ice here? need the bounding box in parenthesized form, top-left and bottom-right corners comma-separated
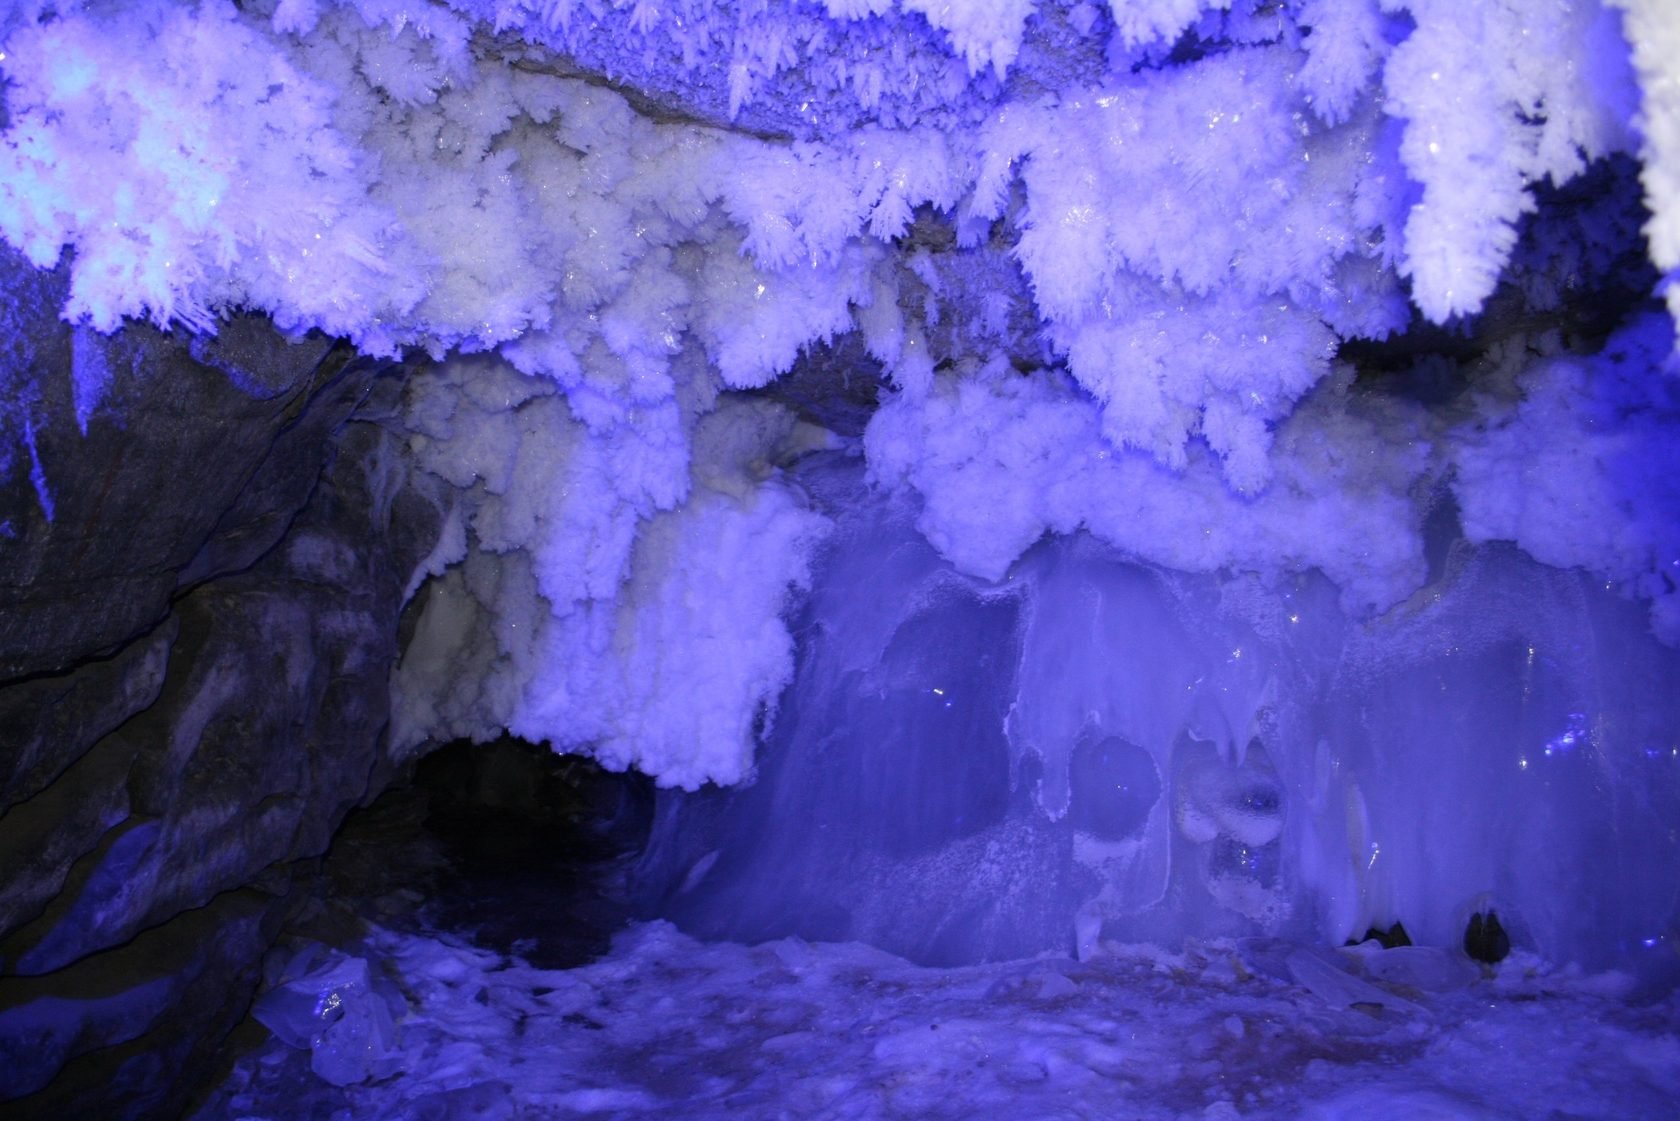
(1, 0, 1677, 1118)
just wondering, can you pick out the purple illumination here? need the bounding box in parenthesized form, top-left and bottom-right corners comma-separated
(2, 1, 1679, 1119)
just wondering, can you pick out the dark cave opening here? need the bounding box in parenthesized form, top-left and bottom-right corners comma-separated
(1340, 154, 1662, 403)
(181, 738, 657, 1119)
(315, 736, 657, 971)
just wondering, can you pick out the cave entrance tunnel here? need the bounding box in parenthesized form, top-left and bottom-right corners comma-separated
(312, 735, 657, 971)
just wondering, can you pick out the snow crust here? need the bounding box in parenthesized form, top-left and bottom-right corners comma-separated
(864, 356, 1432, 613)
(2, 0, 1678, 797)
(197, 919, 1680, 1121)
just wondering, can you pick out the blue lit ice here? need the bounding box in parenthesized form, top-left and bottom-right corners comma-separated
(633, 459, 1680, 980)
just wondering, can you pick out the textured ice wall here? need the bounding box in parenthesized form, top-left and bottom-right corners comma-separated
(638, 458, 1680, 976)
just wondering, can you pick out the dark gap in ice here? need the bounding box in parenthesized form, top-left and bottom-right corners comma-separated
(1419, 488, 1461, 590)
(1465, 910, 1511, 964)
(1067, 734, 1161, 841)
(1340, 154, 1660, 405)
(1347, 921, 1412, 950)
(756, 332, 884, 438)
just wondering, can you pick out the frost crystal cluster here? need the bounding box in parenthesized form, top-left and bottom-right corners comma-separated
(2, 0, 1679, 792)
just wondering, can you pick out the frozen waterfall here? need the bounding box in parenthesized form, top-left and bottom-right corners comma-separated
(634, 457, 1680, 984)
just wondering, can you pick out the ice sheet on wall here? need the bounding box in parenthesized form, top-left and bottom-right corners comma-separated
(636, 458, 1680, 979)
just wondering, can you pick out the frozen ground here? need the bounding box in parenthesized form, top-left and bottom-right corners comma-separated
(193, 920, 1680, 1121)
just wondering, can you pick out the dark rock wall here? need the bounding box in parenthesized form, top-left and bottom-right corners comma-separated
(0, 246, 448, 1119)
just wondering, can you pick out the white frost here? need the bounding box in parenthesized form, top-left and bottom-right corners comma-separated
(2, 0, 1676, 792)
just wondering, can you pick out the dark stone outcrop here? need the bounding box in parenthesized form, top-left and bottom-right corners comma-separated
(0, 245, 345, 682)
(0, 888, 288, 1114)
(0, 618, 175, 826)
(0, 249, 450, 1118)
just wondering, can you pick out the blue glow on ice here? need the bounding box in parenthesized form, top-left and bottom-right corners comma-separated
(635, 460, 1680, 980)
(1542, 712, 1589, 757)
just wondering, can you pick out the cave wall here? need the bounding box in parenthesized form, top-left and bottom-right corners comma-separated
(0, 246, 448, 1119)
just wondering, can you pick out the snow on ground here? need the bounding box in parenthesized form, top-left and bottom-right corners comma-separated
(197, 921, 1680, 1121)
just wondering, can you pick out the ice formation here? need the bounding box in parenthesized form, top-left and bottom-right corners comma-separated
(633, 458, 1680, 977)
(4, 0, 1680, 973)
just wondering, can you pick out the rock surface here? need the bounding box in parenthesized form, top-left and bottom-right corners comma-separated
(0, 244, 451, 1118)
(0, 244, 347, 681)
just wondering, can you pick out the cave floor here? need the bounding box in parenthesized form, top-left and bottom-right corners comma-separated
(186, 918, 1680, 1121)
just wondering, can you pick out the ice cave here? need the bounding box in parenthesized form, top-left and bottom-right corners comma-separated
(2, 1, 1680, 1118)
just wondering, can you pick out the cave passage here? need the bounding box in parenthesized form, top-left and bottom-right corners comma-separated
(317, 736, 654, 970)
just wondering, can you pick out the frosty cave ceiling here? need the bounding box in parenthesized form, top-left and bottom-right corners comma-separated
(3, 0, 1680, 965)
(5, 0, 1677, 764)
